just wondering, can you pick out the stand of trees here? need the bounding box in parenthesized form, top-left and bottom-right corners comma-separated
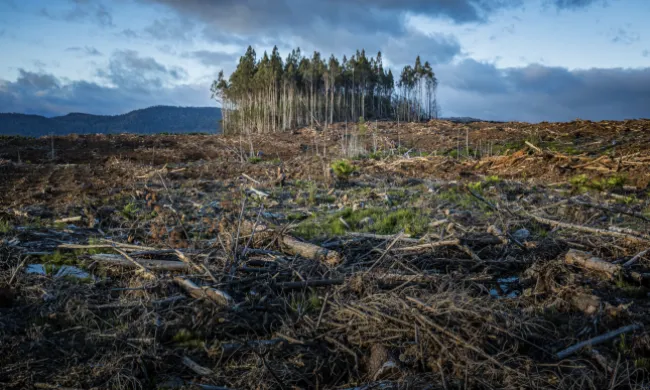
(211, 46, 438, 134)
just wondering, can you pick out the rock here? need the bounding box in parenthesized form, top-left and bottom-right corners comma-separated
(513, 228, 530, 241)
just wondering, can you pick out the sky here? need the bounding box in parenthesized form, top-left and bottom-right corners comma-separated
(0, 0, 648, 122)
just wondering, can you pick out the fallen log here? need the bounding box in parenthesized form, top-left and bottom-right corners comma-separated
(88, 254, 190, 271)
(556, 323, 643, 359)
(175, 277, 232, 306)
(282, 235, 342, 265)
(565, 249, 621, 279)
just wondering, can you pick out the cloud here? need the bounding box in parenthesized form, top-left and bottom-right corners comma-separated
(610, 27, 640, 45)
(184, 50, 239, 68)
(142, 0, 522, 41)
(549, 0, 604, 10)
(0, 69, 211, 117)
(382, 32, 461, 66)
(97, 50, 188, 92)
(65, 46, 103, 57)
(41, 0, 114, 27)
(437, 60, 650, 122)
(643, 50, 650, 58)
(119, 29, 140, 39)
(143, 17, 195, 42)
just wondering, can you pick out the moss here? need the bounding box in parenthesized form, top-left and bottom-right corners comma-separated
(42, 251, 79, 266)
(570, 174, 626, 193)
(293, 206, 428, 240)
(172, 328, 204, 349)
(248, 156, 262, 164)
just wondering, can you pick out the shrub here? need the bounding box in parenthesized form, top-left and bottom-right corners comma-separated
(331, 159, 356, 181)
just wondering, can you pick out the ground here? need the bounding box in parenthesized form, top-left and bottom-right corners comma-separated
(1, 119, 650, 389)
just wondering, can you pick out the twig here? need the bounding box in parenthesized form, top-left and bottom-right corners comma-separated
(241, 173, 261, 184)
(623, 248, 650, 268)
(556, 324, 643, 359)
(114, 247, 156, 279)
(182, 356, 213, 376)
(315, 292, 330, 331)
(391, 239, 461, 253)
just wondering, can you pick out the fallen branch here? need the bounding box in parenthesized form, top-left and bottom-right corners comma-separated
(529, 214, 650, 243)
(241, 173, 260, 184)
(182, 356, 213, 376)
(564, 249, 621, 279)
(248, 187, 269, 198)
(88, 254, 190, 271)
(391, 239, 461, 253)
(54, 216, 82, 224)
(282, 236, 342, 265)
(556, 323, 643, 359)
(113, 247, 156, 279)
(623, 247, 650, 268)
(174, 277, 232, 306)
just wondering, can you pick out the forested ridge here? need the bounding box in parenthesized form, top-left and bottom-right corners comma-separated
(0, 106, 222, 137)
(211, 46, 438, 134)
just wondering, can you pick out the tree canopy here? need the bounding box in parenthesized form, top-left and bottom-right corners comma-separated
(211, 46, 438, 134)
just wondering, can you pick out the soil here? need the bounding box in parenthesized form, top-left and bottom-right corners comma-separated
(1, 119, 650, 389)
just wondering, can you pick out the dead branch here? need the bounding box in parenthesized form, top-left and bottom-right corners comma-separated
(529, 214, 650, 243)
(282, 235, 342, 265)
(88, 254, 191, 271)
(174, 277, 232, 306)
(556, 324, 643, 359)
(564, 249, 621, 279)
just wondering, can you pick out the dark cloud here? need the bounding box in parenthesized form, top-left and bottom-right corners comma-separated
(97, 50, 187, 92)
(65, 46, 103, 57)
(550, 0, 603, 9)
(184, 51, 239, 68)
(142, 0, 522, 40)
(0, 69, 211, 117)
(41, 0, 114, 27)
(437, 60, 650, 122)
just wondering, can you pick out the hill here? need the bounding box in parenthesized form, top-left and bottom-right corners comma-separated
(0, 106, 222, 136)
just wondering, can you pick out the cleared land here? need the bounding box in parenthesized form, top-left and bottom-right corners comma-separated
(1, 119, 650, 389)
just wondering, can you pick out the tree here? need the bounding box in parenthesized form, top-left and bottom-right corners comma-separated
(213, 46, 439, 134)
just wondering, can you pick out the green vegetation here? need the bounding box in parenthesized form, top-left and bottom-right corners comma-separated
(121, 201, 140, 220)
(570, 174, 626, 193)
(294, 206, 428, 240)
(0, 219, 13, 234)
(248, 156, 262, 164)
(331, 159, 356, 181)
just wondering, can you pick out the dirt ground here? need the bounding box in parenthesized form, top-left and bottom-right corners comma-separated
(1, 119, 650, 389)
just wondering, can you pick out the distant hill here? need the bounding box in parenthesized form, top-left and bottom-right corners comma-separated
(441, 116, 504, 124)
(0, 106, 222, 137)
